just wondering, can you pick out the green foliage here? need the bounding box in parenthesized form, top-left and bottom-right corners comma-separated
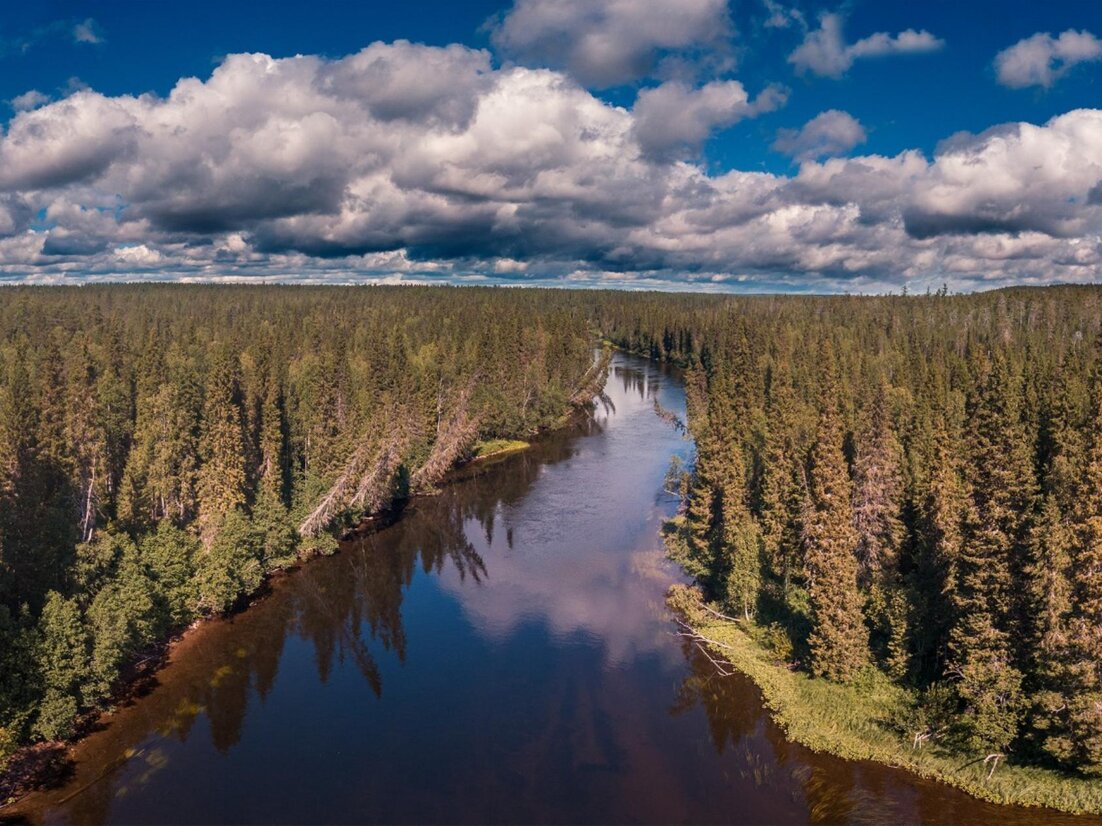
(139, 521, 199, 630)
(85, 546, 158, 704)
(0, 284, 598, 754)
(33, 592, 88, 739)
(630, 286, 1102, 786)
(670, 588, 1102, 816)
(803, 345, 869, 682)
(195, 509, 265, 615)
(6, 282, 1102, 796)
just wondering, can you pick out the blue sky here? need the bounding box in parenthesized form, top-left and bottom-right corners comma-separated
(1, 0, 1101, 291)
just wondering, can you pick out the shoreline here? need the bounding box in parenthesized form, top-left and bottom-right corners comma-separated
(667, 584, 1102, 818)
(0, 367, 608, 813)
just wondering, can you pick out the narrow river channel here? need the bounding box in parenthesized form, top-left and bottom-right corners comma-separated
(7, 353, 1098, 825)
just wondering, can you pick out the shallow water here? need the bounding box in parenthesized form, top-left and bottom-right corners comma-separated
(6, 353, 1098, 825)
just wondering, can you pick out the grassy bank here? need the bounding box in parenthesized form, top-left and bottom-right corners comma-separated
(668, 585, 1102, 816)
(470, 439, 531, 460)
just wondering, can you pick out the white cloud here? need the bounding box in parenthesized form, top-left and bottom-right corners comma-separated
(0, 44, 1100, 292)
(73, 18, 103, 45)
(114, 244, 163, 267)
(9, 90, 50, 112)
(789, 13, 944, 78)
(773, 109, 866, 162)
(994, 29, 1102, 89)
(762, 0, 805, 30)
(490, 0, 732, 87)
(633, 80, 787, 157)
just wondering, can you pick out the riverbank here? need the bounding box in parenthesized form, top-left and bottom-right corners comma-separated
(667, 584, 1102, 817)
(1, 355, 611, 812)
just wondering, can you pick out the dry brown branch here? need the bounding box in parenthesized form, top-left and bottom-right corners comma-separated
(570, 349, 612, 406)
(299, 426, 411, 538)
(410, 379, 480, 492)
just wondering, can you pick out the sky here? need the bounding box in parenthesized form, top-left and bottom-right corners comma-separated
(1, 1, 1101, 292)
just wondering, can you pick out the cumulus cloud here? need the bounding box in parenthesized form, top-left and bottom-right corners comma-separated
(994, 29, 1102, 89)
(789, 13, 944, 78)
(773, 110, 866, 162)
(633, 80, 787, 157)
(489, 0, 732, 87)
(0, 43, 1100, 292)
(9, 90, 50, 112)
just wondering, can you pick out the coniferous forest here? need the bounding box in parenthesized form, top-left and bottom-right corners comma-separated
(592, 285, 1102, 787)
(0, 285, 596, 757)
(2, 284, 1102, 805)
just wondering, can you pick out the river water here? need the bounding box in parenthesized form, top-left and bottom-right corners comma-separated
(6, 353, 1098, 825)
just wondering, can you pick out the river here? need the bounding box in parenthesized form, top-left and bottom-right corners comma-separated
(5, 352, 1097, 825)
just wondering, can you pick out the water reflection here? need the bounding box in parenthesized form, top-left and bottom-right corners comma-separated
(6, 356, 1099, 825)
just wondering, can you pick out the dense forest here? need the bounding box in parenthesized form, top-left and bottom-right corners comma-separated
(3, 283, 1102, 790)
(0, 285, 597, 762)
(593, 286, 1102, 780)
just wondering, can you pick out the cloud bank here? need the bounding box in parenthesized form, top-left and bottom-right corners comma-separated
(0, 42, 1101, 292)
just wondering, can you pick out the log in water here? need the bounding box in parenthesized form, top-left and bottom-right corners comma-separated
(7, 354, 1097, 825)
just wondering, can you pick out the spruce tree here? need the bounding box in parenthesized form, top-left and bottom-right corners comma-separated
(1063, 348, 1102, 774)
(196, 346, 247, 544)
(253, 368, 296, 564)
(803, 343, 868, 682)
(34, 592, 89, 740)
(950, 353, 1033, 755)
(759, 370, 804, 592)
(852, 383, 907, 676)
(1027, 494, 1076, 765)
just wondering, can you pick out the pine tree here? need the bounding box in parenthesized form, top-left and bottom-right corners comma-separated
(680, 365, 721, 586)
(803, 343, 868, 682)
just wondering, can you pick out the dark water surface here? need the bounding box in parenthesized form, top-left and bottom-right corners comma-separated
(7, 354, 1098, 825)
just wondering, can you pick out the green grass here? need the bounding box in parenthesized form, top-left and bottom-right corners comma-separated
(669, 586, 1102, 816)
(470, 439, 530, 460)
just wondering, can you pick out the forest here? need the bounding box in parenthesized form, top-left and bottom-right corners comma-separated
(593, 286, 1102, 785)
(2, 283, 1102, 795)
(0, 285, 597, 762)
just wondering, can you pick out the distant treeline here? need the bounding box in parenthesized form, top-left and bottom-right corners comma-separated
(0, 285, 595, 757)
(593, 286, 1102, 778)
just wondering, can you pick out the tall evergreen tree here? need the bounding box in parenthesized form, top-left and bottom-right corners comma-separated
(759, 369, 804, 592)
(1062, 348, 1102, 774)
(196, 346, 247, 544)
(803, 343, 868, 682)
(949, 353, 1033, 755)
(852, 383, 907, 676)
